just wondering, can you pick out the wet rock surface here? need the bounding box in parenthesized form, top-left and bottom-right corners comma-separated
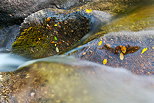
(0, 0, 90, 26)
(0, 0, 154, 103)
(1, 56, 154, 103)
(72, 0, 149, 15)
(0, 25, 20, 51)
(12, 9, 92, 59)
(70, 30, 154, 75)
(84, 3, 154, 42)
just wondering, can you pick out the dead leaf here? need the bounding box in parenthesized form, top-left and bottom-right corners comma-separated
(120, 53, 124, 60)
(120, 46, 127, 53)
(125, 45, 140, 54)
(46, 17, 51, 22)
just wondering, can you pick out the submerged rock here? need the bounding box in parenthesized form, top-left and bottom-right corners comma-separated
(69, 30, 154, 75)
(84, 3, 154, 42)
(0, 56, 154, 103)
(73, 0, 150, 15)
(12, 8, 111, 59)
(101, 4, 154, 32)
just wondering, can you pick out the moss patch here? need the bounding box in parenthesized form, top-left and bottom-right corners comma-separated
(12, 11, 90, 59)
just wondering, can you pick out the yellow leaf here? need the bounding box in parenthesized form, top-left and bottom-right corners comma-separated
(120, 46, 127, 53)
(120, 53, 124, 60)
(103, 59, 108, 64)
(141, 48, 148, 54)
(54, 24, 58, 26)
(46, 17, 51, 22)
(85, 9, 92, 13)
(152, 47, 154, 49)
(98, 41, 103, 46)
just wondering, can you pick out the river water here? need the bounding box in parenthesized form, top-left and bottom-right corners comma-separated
(0, 0, 154, 103)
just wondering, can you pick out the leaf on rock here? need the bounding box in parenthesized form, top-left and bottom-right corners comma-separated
(120, 53, 124, 60)
(98, 41, 102, 46)
(54, 36, 58, 41)
(102, 59, 108, 64)
(85, 9, 92, 13)
(56, 47, 59, 52)
(125, 45, 140, 54)
(46, 17, 51, 22)
(141, 48, 148, 54)
(120, 46, 127, 54)
(54, 24, 58, 26)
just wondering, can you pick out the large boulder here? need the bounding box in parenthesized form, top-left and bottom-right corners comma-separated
(0, 0, 89, 25)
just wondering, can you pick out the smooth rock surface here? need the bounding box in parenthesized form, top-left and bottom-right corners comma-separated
(0, 56, 154, 103)
(69, 30, 154, 75)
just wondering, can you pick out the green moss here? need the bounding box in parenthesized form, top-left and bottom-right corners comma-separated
(12, 26, 54, 59)
(12, 12, 90, 59)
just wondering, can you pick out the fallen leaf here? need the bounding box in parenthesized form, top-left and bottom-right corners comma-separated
(120, 46, 127, 53)
(54, 24, 58, 26)
(85, 9, 92, 13)
(51, 41, 55, 43)
(98, 41, 103, 46)
(120, 53, 124, 60)
(125, 45, 140, 54)
(54, 36, 58, 41)
(141, 48, 148, 54)
(56, 47, 59, 52)
(46, 17, 51, 22)
(103, 59, 108, 64)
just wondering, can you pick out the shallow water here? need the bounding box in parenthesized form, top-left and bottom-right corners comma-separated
(0, 53, 28, 72)
(0, 0, 154, 102)
(1, 55, 154, 103)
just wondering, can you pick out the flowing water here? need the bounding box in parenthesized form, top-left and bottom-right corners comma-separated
(0, 0, 154, 103)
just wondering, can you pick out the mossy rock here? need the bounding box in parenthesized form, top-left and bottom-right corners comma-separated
(12, 9, 92, 59)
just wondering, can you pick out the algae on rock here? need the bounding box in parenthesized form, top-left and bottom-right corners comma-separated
(12, 9, 90, 59)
